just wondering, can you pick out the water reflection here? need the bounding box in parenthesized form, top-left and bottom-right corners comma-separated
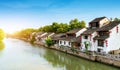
(43, 48, 119, 70)
(0, 38, 119, 70)
(0, 41, 5, 51)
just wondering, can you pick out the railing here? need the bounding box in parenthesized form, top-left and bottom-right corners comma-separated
(96, 52, 120, 60)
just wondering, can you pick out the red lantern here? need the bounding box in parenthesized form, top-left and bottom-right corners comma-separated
(109, 31, 112, 34)
(80, 35, 82, 42)
(105, 40, 108, 47)
(93, 39, 96, 42)
(90, 34, 92, 41)
(116, 26, 119, 33)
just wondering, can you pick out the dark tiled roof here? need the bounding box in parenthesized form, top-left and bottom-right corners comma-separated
(51, 33, 66, 40)
(94, 36, 109, 40)
(90, 17, 106, 23)
(59, 36, 81, 43)
(81, 28, 98, 35)
(67, 28, 83, 34)
(97, 21, 120, 31)
(41, 33, 54, 38)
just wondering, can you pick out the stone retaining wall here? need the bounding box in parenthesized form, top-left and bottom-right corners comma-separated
(96, 56, 120, 67)
(50, 46, 120, 68)
(16, 38, 120, 68)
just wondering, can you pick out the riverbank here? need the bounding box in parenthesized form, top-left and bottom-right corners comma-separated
(12, 37, 120, 68)
(37, 43, 120, 68)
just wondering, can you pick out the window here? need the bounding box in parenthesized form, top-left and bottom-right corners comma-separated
(99, 31, 109, 36)
(69, 42, 71, 45)
(84, 36, 88, 39)
(98, 40, 104, 46)
(60, 41, 62, 44)
(64, 41, 66, 45)
(97, 48, 103, 52)
(90, 22, 99, 28)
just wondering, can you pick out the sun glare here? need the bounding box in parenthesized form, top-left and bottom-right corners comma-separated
(1, 26, 23, 34)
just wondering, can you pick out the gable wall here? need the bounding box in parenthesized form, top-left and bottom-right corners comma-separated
(107, 23, 120, 53)
(99, 18, 110, 27)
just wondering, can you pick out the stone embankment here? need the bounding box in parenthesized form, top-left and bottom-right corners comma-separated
(46, 46, 120, 68)
(15, 38, 120, 68)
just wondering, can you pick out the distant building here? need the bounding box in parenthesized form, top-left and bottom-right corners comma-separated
(58, 28, 87, 48)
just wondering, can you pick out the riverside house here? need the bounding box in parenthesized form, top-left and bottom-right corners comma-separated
(81, 17, 110, 52)
(58, 28, 86, 49)
(34, 32, 47, 45)
(40, 32, 55, 44)
(94, 21, 120, 53)
(51, 33, 66, 47)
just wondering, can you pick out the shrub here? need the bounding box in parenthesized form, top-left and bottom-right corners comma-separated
(45, 37, 54, 47)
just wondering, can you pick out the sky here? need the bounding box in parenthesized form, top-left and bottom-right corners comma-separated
(0, 0, 120, 33)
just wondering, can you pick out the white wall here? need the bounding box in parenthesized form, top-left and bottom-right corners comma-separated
(76, 28, 87, 37)
(59, 40, 71, 47)
(81, 32, 97, 51)
(99, 18, 110, 27)
(94, 23, 120, 53)
(95, 39, 107, 53)
(106, 24, 120, 53)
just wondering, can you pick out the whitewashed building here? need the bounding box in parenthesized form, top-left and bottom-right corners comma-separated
(33, 32, 47, 44)
(40, 32, 55, 43)
(94, 21, 120, 53)
(81, 17, 110, 52)
(58, 28, 87, 48)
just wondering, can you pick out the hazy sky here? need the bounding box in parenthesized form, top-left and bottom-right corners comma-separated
(0, 0, 120, 33)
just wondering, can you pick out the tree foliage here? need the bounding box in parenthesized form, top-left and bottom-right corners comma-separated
(45, 37, 54, 47)
(38, 18, 86, 33)
(0, 29, 5, 41)
(12, 18, 86, 40)
(13, 28, 38, 40)
(69, 19, 86, 30)
(114, 18, 120, 21)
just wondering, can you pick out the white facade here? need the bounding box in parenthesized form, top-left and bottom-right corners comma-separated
(58, 28, 87, 48)
(81, 17, 120, 53)
(41, 33, 55, 43)
(81, 32, 97, 51)
(99, 18, 110, 27)
(95, 24, 120, 53)
(76, 28, 87, 37)
(59, 40, 71, 47)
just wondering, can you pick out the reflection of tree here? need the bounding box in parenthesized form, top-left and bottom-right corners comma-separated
(43, 48, 119, 70)
(0, 41, 5, 51)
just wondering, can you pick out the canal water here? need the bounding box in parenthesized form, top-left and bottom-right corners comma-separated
(0, 38, 119, 70)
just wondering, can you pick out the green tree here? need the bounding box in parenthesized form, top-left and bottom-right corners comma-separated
(13, 28, 38, 40)
(41, 25, 53, 32)
(0, 29, 5, 40)
(56, 23, 70, 33)
(69, 18, 86, 30)
(114, 18, 120, 21)
(45, 37, 54, 47)
(0, 41, 5, 51)
(51, 22, 59, 32)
